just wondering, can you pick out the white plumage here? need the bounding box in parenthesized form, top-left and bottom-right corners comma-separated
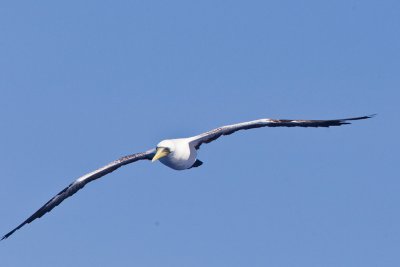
(2, 114, 374, 240)
(156, 139, 198, 170)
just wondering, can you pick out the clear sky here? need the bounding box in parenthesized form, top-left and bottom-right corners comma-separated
(0, 1, 399, 266)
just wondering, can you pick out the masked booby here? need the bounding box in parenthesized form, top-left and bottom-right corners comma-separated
(2, 114, 374, 240)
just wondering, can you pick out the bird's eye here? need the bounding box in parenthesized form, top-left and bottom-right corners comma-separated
(157, 146, 170, 152)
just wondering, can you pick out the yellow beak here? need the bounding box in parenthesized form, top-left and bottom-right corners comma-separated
(152, 147, 170, 162)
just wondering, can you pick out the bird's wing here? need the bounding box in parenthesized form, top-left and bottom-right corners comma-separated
(189, 115, 374, 149)
(2, 148, 156, 240)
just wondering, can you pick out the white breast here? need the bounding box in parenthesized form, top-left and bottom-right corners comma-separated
(159, 138, 197, 170)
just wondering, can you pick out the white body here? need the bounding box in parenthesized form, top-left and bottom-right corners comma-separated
(158, 138, 197, 170)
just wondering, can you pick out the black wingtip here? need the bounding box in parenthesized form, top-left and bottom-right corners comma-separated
(1, 234, 9, 241)
(343, 114, 376, 122)
(2, 230, 15, 241)
(360, 114, 377, 119)
(1, 222, 26, 241)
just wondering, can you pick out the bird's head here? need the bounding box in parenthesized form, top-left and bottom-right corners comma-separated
(152, 140, 175, 162)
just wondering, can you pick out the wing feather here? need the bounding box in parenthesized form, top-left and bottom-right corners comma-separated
(2, 149, 155, 240)
(190, 115, 375, 149)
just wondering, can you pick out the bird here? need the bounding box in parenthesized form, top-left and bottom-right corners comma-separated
(2, 114, 374, 240)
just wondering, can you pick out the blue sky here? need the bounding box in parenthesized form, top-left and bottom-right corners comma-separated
(0, 1, 399, 266)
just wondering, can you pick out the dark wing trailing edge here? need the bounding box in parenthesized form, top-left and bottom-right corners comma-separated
(190, 115, 375, 149)
(2, 149, 155, 240)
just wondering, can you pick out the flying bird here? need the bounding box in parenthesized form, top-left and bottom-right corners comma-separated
(2, 115, 374, 240)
